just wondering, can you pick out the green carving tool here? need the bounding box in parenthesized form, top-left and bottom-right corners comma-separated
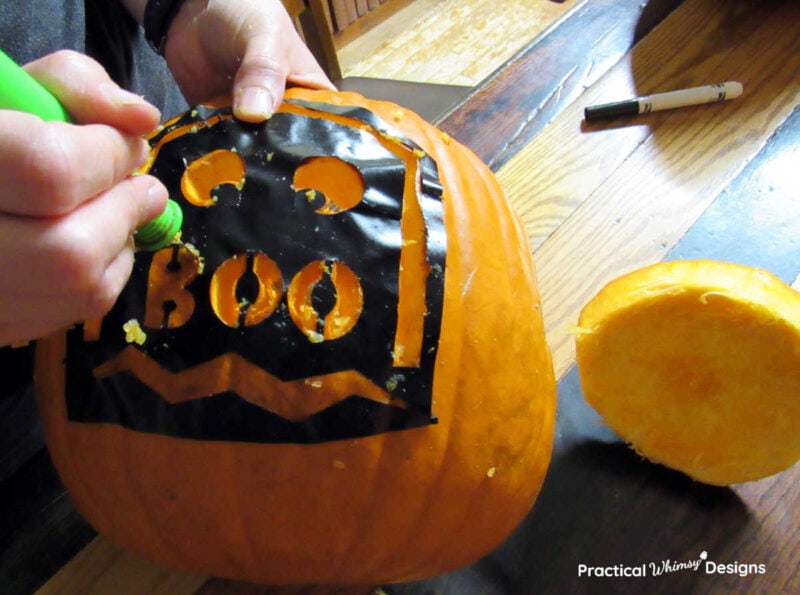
(0, 49, 182, 251)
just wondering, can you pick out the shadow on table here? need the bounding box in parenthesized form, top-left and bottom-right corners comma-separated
(387, 368, 753, 594)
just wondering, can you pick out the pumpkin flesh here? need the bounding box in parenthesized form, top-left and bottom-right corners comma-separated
(575, 260, 800, 486)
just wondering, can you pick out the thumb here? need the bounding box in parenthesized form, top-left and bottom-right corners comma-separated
(232, 37, 286, 123)
(232, 35, 335, 123)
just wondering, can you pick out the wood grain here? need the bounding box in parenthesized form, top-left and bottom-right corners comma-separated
(438, 0, 685, 168)
(387, 26, 800, 593)
(339, 0, 575, 87)
(499, 0, 800, 378)
(35, 538, 206, 595)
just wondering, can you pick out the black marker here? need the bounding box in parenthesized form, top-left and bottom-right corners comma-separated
(584, 81, 743, 121)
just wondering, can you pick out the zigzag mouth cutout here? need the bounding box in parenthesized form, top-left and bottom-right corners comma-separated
(94, 346, 406, 423)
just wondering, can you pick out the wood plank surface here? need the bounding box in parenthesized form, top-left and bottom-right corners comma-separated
(35, 538, 206, 595)
(6, 0, 799, 593)
(388, 27, 800, 592)
(438, 0, 685, 169)
(340, 0, 576, 87)
(504, 0, 800, 379)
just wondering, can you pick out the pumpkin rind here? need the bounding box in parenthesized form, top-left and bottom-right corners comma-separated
(34, 88, 556, 584)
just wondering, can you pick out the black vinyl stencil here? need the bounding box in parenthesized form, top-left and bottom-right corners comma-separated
(64, 101, 447, 443)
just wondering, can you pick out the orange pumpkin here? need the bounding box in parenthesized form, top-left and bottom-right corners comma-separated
(34, 88, 556, 585)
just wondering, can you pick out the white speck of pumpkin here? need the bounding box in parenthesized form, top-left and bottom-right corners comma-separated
(462, 268, 477, 297)
(306, 330, 325, 343)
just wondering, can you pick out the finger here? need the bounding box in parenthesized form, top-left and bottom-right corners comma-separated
(0, 175, 167, 322)
(23, 50, 161, 135)
(0, 113, 150, 217)
(285, 47, 337, 93)
(233, 33, 336, 123)
(0, 244, 134, 341)
(232, 35, 288, 122)
(232, 41, 335, 119)
(0, 320, 69, 347)
(0, 244, 131, 327)
(286, 70, 337, 93)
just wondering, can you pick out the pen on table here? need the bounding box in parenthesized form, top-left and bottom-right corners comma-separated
(0, 49, 182, 251)
(584, 81, 743, 121)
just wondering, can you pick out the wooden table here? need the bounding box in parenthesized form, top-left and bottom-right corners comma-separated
(3, 0, 798, 592)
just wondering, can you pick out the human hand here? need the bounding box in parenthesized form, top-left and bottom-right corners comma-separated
(0, 50, 168, 347)
(160, 0, 336, 122)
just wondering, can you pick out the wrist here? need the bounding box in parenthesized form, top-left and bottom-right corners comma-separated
(143, 0, 189, 55)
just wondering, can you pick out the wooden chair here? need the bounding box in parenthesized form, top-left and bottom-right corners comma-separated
(282, 1, 472, 124)
(282, 0, 343, 81)
(283, 1, 418, 83)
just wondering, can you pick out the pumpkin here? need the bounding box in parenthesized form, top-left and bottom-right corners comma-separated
(33, 88, 556, 584)
(575, 259, 800, 486)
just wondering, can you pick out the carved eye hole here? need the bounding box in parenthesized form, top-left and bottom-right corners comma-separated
(181, 149, 246, 207)
(293, 156, 365, 215)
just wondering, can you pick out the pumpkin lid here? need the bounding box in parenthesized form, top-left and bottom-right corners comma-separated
(575, 259, 800, 485)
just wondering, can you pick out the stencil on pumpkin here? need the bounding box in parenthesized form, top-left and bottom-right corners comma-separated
(181, 149, 246, 207)
(293, 156, 365, 214)
(63, 101, 447, 443)
(210, 251, 283, 328)
(288, 259, 363, 342)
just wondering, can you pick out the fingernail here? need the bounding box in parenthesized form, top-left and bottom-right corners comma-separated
(236, 87, 274, 122)
(131, 138, 151, 172)
(101, 84, 162, 125)
(146, 178, 168, 213)
(101, 83, 149, 108)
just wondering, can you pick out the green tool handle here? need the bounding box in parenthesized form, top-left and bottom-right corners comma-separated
(0, 50, 71, 121)
(0, 49, 181, 251)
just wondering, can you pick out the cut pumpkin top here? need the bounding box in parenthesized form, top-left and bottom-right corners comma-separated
(576, 259, 800, 485)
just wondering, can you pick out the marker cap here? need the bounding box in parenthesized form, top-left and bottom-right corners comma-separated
(584, 100, 640, 121)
